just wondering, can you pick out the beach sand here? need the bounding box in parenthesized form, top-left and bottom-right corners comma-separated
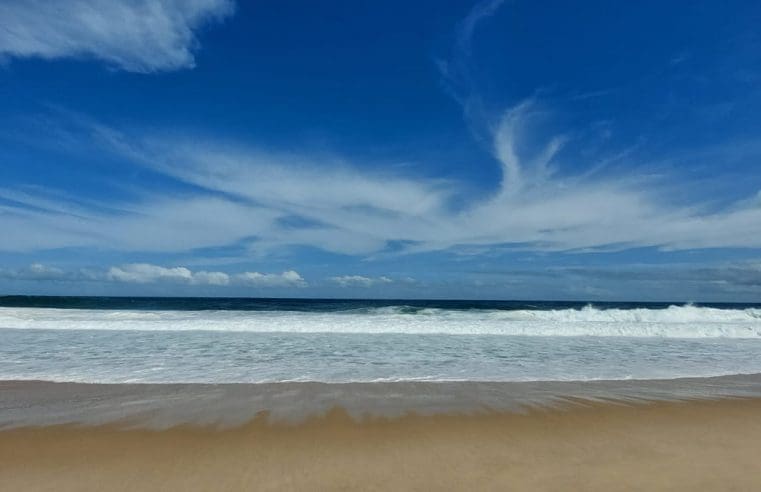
(2, 396, 761, 491)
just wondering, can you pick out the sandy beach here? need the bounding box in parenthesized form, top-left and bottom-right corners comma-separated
(2, 383, 761, 491)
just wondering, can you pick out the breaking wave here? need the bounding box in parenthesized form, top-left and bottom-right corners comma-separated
(1, 304, 761, 338)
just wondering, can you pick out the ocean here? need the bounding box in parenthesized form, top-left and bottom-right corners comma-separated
(1, 296, 761, 384)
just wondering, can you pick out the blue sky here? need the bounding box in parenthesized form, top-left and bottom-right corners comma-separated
(1, 0, 761, 301)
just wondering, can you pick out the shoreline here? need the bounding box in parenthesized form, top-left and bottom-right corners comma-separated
(2, 396, 761, 490)
(3, 374, 761, 428)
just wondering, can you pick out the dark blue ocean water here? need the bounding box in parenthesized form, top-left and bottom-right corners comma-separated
(1, 295, 759, 312)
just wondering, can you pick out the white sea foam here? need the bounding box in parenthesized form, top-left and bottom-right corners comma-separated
(1, 305, 761, 338)
(3, 306, 761, 383)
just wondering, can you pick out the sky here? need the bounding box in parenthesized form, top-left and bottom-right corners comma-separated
(1, 0, 761, 301)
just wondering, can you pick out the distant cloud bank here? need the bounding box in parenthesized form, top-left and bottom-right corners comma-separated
(0, 264, 424, 290)
(1, 263, 306, 288)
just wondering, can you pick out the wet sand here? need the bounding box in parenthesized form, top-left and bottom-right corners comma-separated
(2, 382, 761, 490)
(5, 375, 761, 427)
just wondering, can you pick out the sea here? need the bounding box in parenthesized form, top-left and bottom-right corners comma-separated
(2, 296, 761, 384)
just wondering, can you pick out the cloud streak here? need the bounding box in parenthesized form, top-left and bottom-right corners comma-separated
(0, 0, 234, 72)
(437, 0, 506, 140)
(2, 101, 761, 259)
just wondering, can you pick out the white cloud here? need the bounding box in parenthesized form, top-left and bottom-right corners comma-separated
(107, 263, 193, 284)
(0, 262, 306, 288)
(0, 188, 280, 253)
(2, 102, 761, 258)
(97, 106, 693, 256)
(192, 270, 230, 286)
(330, 275, 393, 288)
(105, 263, 306, 287)
(26, 263, 66, 279)
(0, 0, 234, 72)
(0, 263, 67, 281)
(236, 270, 307, 288)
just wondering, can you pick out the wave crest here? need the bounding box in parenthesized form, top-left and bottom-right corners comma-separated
(1, 304, 761, 338)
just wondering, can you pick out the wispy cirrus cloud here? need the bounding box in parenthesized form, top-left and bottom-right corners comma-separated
(437, 0, 506, 139)
(0, 0, 234, 72)
(0, 184, 280, 252)
(2, 102, 761, 258)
